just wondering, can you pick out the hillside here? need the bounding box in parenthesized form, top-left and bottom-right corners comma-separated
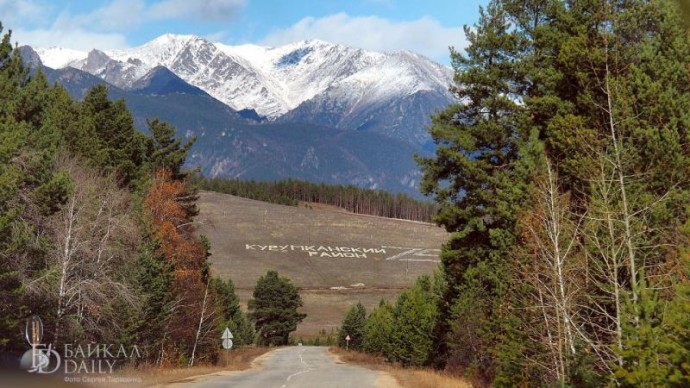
(196, 191, 448, 338)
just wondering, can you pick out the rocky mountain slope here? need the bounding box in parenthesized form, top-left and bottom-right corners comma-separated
(36, 35, 454, 145)
(28, 35, 456, 196)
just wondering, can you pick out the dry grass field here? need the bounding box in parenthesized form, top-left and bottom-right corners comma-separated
(329, 347, 472, 388)
(196, 191, 448, 339)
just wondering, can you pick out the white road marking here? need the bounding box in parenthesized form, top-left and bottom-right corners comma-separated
(286, 369, 311, 382)
(284, 348, 313, 387)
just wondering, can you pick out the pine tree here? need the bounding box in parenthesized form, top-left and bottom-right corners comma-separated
(417, 1, 541, 381)
(0, 24, 69, 351)
(147, 118, 198, 216)
(662, 257, 690, 386)
(231, 309, 255, 346)
(388, 276, 439, 367)
(248, 270, 306, 346)
(338, 302, 366, 350)
(148, 118, 196, 180)
(125, 241, 175, 364)
(556, 1, 690, 382)
(363, 300, 394, 356)
(211, 276, 254, 346)
(80, 85, 148, 188)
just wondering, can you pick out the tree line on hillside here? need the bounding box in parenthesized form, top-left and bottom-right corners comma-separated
(0, 24, 306, 368)
(197, 177, 438, 222)
(340, 1, 690, 386)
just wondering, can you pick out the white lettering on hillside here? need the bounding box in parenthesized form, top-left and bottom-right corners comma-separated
(244, 244, 386, 258)
(244, 244, 441, 262)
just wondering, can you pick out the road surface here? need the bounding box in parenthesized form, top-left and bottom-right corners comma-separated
(168, 346, 397, 388)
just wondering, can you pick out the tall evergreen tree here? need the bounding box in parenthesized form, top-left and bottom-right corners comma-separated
(248, 270, 306, 346)
(362, 300, 394, 356)
(147, 118, 198, 216)
(388, 276, 439, 367)
(338, 302, 366, 350)
(148, 118, 196, 180)
(0, 24, 70, 351)
(424, 0, 690, 384)
(417, 1, 541, 382)
(79, 85, 148, 188)
(211, 277, 254, 346)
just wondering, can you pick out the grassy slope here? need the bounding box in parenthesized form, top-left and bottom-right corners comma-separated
(196, 191, 448, 339)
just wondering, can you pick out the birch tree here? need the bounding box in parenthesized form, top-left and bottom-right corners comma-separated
(521, 159, 584, 384)
(570, 2, 690, 382)
(189, 279, 217, 367)
(39, 157, 140, 345)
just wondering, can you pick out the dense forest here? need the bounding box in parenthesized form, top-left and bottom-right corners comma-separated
(0, 24, 255, 367)
(197, 176, 438, 222)
(342, 0, 690, 386)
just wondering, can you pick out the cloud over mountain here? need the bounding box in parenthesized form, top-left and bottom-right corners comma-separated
(260, 13, 467, 62)
(148, 0, 245, 22)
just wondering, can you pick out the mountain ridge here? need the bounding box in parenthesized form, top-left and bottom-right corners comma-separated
(25, 36, 456, 197)
(34, 34, 454, 146)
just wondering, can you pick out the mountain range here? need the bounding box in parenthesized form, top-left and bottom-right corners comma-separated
(27, 34, 455, 196)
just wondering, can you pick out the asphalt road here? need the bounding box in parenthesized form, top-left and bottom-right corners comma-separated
(169, 346, 392, 388)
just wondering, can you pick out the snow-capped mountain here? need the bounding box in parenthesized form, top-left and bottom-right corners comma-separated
(35, 34, 454, 145)
(35, 46, 86, 69)
(279, 50, 453, 144)
(216, 39, 388, 115)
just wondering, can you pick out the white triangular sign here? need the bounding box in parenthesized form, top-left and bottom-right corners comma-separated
(222, 327, 234, 339)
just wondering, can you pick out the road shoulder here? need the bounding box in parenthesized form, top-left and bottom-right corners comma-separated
(160, 347, 284, 387)
(326, 347, 401, 388)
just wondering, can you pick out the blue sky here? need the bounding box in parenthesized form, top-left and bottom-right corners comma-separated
(0, 0, 488, 64)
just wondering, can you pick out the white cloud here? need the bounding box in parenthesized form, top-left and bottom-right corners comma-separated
(5, 0, 141, 50)
(0, 0, 51, 27)
(204, 30, 230, 43)
(148, 0, 245, 22)
(63, 0, 146, 31)
(5, 0, 247, 51)
(13, 27, 129, 51)
(260, 13, 466, 62)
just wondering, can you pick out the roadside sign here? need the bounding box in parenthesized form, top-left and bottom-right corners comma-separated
(222, 327, 234, 350)
(345, 335, 351, 350)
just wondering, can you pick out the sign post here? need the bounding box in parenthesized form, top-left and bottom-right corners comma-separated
(221, 327, 233, 366)
(345, 335, 350, 351)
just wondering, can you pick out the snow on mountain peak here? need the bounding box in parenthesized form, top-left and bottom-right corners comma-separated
(107, 33, 202, 68)
(34, 34, 453, 119)
(34, 47, 87, 69)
